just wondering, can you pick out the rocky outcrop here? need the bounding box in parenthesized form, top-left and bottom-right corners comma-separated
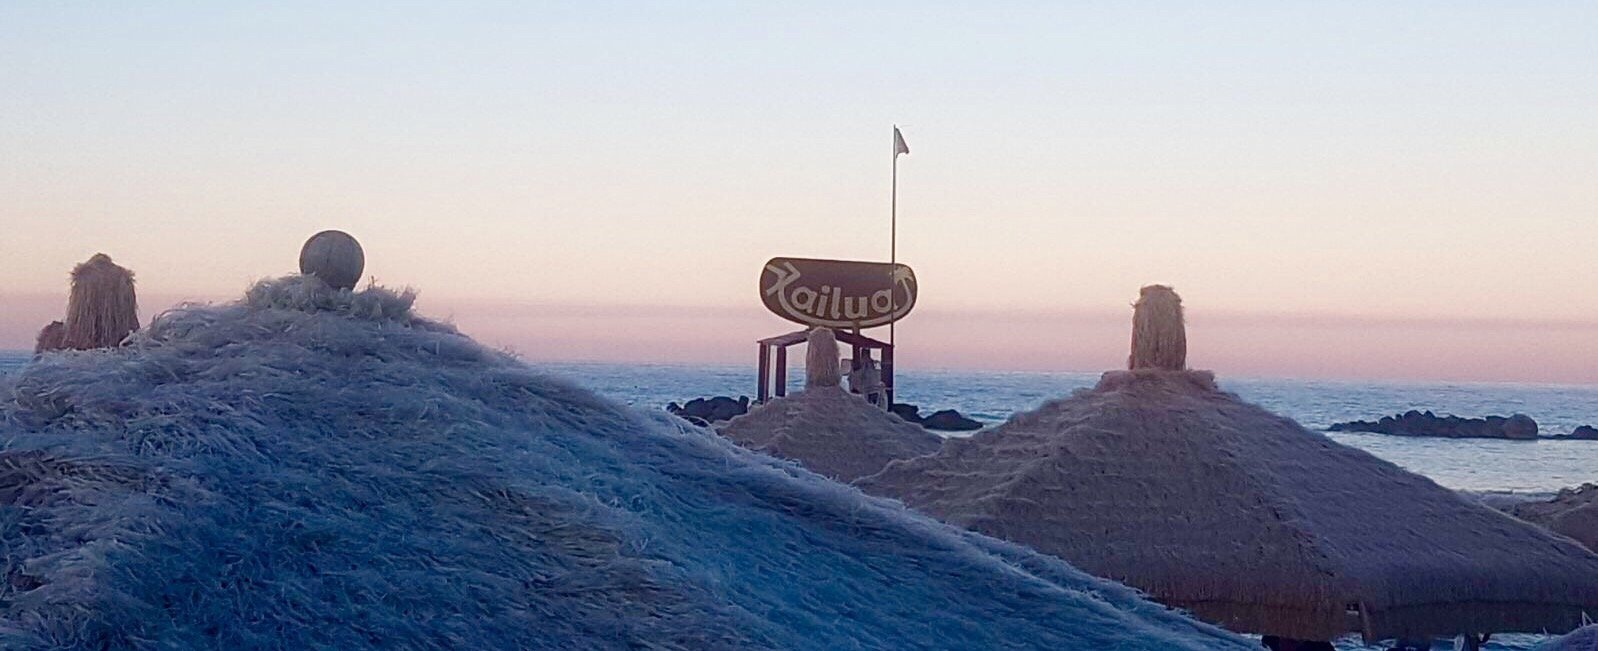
(667, 396, 749, 426)
(1507, 483, 1598, 553)
(1551, 425, 1598, 441)
(887, 403, 984, 432)
(920, 409, 983, 432)
(1328, 411, 1539, 440)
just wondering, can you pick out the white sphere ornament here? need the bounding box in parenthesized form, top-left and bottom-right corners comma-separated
(298, 230, 365, 290)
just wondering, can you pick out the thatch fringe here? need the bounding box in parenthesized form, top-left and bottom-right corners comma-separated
(806, 327, 841, 388)
(1129, 284, 1185, 370)
(36, 253, 140, 352)
(33, 321, 65, 354)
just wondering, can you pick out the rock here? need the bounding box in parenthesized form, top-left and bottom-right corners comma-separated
(1507, 483, 1598, 553)
(1551, 425, 1598, 441)
(920, 409, 982, 432)
(667, 395, 750, 425)
(1329, 411, 1541, 440)
(1503, 414, 1539, 440)
(889, 403, 924, 424)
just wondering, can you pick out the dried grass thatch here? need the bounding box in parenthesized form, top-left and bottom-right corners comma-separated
(1129, 284, 1185, 370)
(1540, 624, 1598, 651)
(1511, 484, 1598, 553)
(805, 327, 842, 388)
(59, 253, 139, 350)
(33, 321, 65, 354)
(858, 370, 1598, 641)
(720, 386, 943, 482)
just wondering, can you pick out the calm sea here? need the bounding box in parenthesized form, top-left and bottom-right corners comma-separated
(3, 350, 1593, 494)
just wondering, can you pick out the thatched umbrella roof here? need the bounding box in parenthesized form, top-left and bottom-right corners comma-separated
(1540, 625, 1598, 651)
(858, 286, 1598, 642)
(1510, 483, 1598, 553)
(720, 328, 943, 482)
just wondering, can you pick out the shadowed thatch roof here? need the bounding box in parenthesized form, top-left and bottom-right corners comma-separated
(857, 370, 1598, 642)
(720, 386, 944, 482)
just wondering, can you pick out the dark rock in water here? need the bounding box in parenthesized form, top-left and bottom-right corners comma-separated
(667, 396, 750, 425)
(885, 404, 980, 431)
(920, 409, 983, 432)
(1551, 425, 1598, 441)
(889, 403, 924, 424)
(1503, 413, 1539, 440)
(1328, 410, 1539, 440)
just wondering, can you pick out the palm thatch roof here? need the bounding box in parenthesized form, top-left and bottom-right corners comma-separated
(857, 369, 1598, 641)
(720, 386, 943, 482)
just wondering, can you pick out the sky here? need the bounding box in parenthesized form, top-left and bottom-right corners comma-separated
(3, 2, 1597, 383)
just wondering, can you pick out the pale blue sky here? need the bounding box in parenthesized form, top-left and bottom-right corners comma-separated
(3, 2, 1596, 379)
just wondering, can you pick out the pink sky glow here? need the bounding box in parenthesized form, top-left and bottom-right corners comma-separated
(6, 290, 1598, 385)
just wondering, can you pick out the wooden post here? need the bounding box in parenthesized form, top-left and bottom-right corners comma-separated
(882, 344, 895, 406)
(775, 346, 788, 397)
(757, 344, 771, 402)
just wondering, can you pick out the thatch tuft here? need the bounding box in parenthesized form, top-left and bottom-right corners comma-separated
(33, 321, 65, 354)
(59, 253, 139, 350)
(1129, 285, 1185, 370)
(806, 327, 842, 388)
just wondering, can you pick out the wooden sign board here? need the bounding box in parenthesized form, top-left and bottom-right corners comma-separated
(760, 257, 917, 329)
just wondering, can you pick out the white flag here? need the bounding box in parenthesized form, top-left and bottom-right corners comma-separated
(893, 126, 909, 157)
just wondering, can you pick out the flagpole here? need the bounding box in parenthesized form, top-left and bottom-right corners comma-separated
(889, 126, 898, 406)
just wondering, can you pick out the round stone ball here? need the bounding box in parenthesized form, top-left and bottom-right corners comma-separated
(298, 230, 365, 290)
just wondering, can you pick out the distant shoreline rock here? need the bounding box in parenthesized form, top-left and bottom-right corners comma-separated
(1550, 425, 1598, 441)
(887, 403, 984, 432)
(1328, 410, 1539, 440)
(667, 395, 749, 425)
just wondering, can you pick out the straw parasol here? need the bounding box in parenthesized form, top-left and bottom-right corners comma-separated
(1510, 484, 1598, 553)
(858, 285, 1598, 643)
(720, 327, 943, 482)
(1539, 625, 1598, 651)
